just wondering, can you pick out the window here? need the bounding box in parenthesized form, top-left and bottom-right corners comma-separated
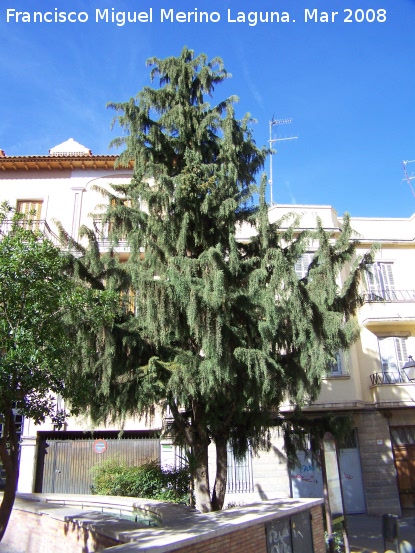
(16, 200, 43, 231)
(391, 426, 415, 446)
(16, 200, 43, 219)
(366, 262, 396, 301)
(0, 411, 24, 487)
(338, 428, 358, 449)
(378, 336, 408, 382)
(326, 351, 350, 377)
(94, 198, 132, 241)
(294, 252, 314, 279)
(120, 288, 137, 315)
(0, 413, 23, 439)
(226, 444, 254, 493)
(328, 351, 343, 376)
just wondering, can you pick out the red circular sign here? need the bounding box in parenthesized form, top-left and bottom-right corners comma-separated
(93, 439, 108, 454)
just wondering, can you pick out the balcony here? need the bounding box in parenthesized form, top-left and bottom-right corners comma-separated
(370, 371, 411, 385)
(359, 290, 415, 327)
(0, 219, 62, 248)
(93, 218, 130, 255)
(364, 290, 415, 303)
(369, 371, 415, 407)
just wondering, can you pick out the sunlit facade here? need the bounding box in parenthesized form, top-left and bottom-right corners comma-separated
(1, 140, 414, 514)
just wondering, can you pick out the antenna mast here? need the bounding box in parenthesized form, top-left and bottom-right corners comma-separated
(268, 117, 297, 205)
(402, 160, 415, 200)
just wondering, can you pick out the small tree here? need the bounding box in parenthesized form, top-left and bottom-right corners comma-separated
(0, 204, 118, 541)
(72, 47, 372, 513)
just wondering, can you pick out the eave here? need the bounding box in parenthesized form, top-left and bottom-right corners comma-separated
(0, 155, 134, 172)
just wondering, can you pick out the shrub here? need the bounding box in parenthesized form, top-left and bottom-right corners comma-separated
(90, 459, 191, 504)
(325, 522, 344, 553)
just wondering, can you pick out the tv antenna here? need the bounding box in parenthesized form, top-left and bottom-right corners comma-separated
(269, 117, 298, 205)
(402, 160, 415, 200)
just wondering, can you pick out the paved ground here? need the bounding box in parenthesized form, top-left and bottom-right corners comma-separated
(0, 545, 24, 553)
(348, 514, 415, 553)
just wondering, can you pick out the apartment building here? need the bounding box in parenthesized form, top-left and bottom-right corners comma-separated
(0, 139, 161, 495)
(0, 139, 414, 515)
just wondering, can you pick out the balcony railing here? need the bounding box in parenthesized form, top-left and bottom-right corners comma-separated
(370, 371, 412, 385)
(0, 219, 62, 248)
(93, 218, 111, 241)
(364, 290, 415, 303)
(93, 218, 130, 251)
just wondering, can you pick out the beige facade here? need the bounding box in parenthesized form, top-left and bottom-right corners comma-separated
(270, 204, 415, 515)
(1, 140, 414, 514)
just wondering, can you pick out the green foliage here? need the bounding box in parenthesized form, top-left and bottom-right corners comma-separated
(90, 459, 190, 504)
(0, 202, 123, 541)
(0, 205, 72, 422)
(68, 47, 372, 511)
(325, 522, 344, 553)
(0, 202, 122, 422)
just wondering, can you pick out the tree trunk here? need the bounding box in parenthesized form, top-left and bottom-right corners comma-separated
(169, 399, 212, 512)
(189, 400, 213, 513)
(193, 440, 212, 513)
(211, 434, 228, 511)
(0, 409, 20, 542)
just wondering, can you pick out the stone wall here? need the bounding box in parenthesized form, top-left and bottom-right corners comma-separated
(355, 410, 401, 515)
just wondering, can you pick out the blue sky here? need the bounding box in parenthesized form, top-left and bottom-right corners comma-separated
(1, 0, 415, 217)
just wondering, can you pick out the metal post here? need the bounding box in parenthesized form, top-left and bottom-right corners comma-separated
(268, 117, 297, 206)
(320, 442, 335, 553)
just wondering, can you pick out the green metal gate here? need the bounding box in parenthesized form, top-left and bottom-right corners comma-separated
(35, 430, 160, 494)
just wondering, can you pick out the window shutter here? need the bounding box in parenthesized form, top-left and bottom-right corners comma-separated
(394, 337, 407, 369)
(381, 263, 396, 300)
(17, 200, 42, 219)
(366, 262, 395, 300)
(295, 253, 313, 279)
(366, 264, 379, 297)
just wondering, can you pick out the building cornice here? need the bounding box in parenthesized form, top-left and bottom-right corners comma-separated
(0, 155, 133, 172)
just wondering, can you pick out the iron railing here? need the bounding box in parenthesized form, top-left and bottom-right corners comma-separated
(226, 446, 254, 494)
(0, 219, 62, 247)
(93, 218, 129, 248)
(93, 218, 111, 240)
(364, 290, 415, 303)
(370, 371, 412, 385)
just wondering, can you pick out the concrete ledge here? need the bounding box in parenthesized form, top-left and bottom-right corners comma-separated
(3, 493, 324, 553)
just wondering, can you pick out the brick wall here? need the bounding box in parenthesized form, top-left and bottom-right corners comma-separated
(311, 504, 325, 553)
(167, 505, 325, 553)
(3, 509, 119, 553)
(3, 500, 325, 553)
(170, 524, 267, 553)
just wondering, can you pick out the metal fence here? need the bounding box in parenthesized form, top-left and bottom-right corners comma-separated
(369, 371, 411, 385)
(35, 431, 160, 494)
(364, 290, 415, 302)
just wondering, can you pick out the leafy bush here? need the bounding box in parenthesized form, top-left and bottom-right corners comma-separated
(325, 522, 344, 553)
(90, 459, 191, 504)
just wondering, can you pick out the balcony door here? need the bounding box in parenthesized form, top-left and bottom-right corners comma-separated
(378, 336, 408, 383)
(366, 262, 396, 301)
(16, 200, 43, 230)
(16, 200, 42, 219)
